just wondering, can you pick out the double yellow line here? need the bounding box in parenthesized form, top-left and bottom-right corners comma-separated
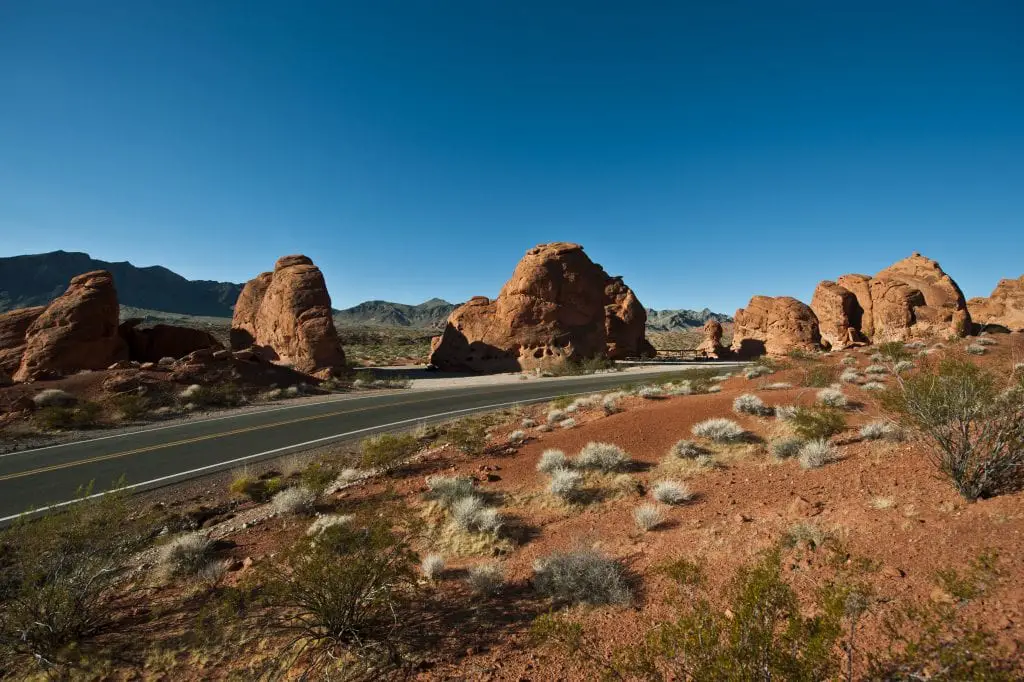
(0, 395, 435, 482)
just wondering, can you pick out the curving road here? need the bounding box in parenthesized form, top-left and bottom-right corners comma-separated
(0, 365, 744, 521)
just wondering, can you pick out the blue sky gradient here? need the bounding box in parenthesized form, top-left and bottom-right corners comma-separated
(1, 1, 1022, 312)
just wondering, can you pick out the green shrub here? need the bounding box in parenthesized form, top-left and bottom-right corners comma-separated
(229, 472, 282, 502)
(801, 364, 839, 388)
(533, 549, 845, 681)
(300, 462, 336, 497)
(263, 515, 419, 677)
(359, 432, 420, 470)
(181, 383, 245, 407)
(440, 417, 488, 455)
(0, 485, 152, 674)
(33, 401, 103, 430)
(881, 358, 1024, 500)
(877, 341, 913, 362)
(107, 392, 150, 420)
(789, 406, 847, 440)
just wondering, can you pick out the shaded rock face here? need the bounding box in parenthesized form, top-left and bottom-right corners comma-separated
(429, 243, 653, 372)
(0, 306, 45, 375)
(732, 296, 821, 357)
(695, 319, 727, 359)
(14, 271, 127, 381)
(810, 281, 865, 350)
(230, 255, 345, 375)
(119, 320, 223, 363)
(967, 276, 1024, 332)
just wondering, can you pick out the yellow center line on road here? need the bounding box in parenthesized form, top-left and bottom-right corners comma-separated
(0, 394, 453, 482)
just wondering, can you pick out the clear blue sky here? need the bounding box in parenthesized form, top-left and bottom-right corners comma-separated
(1, 1, 1022, 313)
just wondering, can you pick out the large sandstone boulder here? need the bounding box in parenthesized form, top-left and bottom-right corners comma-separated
(429, 243, 653, 372)
(0, 306, 45, 375)
(732, 296, 821, 357)
(835, 274, 874, 339)
(967, 276, 1024, 332)
(695, 319, 727, 359)
(14, 271, 127, 381)
(119, 320, 224, 363)
(870, 253, 970, 341)
(810, 281, 865, 350)
(230, 255, 345, 375)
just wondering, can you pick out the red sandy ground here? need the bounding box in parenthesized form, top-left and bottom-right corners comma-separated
(85, 334, 1024, 679)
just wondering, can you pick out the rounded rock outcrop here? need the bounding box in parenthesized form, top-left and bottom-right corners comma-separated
(732, 296, 821, 357)
(229, 255, 345, 375)
(967, 275, 1024, 332)
(429, 243, 653, 372)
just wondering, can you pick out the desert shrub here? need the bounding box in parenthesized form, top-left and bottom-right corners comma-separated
(744, 365, 773, 379)
(867, 602, 1020, 681)
(549, 469, 584, 501)
(577, 442, 630, 472)
(532, 549, 630, 606)
(802, 364, 839, 387)
(360, 432, 420, 470)
(785, 522, 833, 550)
(638, 385, 664, 399)
(862, 381, 886, 391)
(0, 486, 152, 673)
(300, 462, 336, 497)
(670, 439, 705, 459)
(652, 480, 692, 505)
(691, 418, 745, 442)
(974, 336, 997, 346)
(733, 393, 772, 416)
(774, 405, 798, 421)
(441, 417, 489, 454)
(158, 532, 214, 578)
(547, 408, 566, 424)
(840, 369, 863, 385)
(878, 341, 913, 361)
(634, 504, 664, 531)
(790, 406, 846, 440)
(179, 383, 244, 407)
(420, 553, 445, 581)
(537, 449, 569, 474)
(859, 420, 904, 441)
(465, 564, 504, 596)
(263, 515, 419, 677)
(894, 360, 915, 374)
(106, 392, 150, 420)
(669, 380, 693, 396)
(602, 394, 622, 414)
(449, 496, 502, 534)
(272, 486, 318, 515)
(34, 401, 103, 430)
(841, 356, 858, 366)
(560, 417, 577, 429)
(307, 514, 353, 537)
(424, 475, 475, 508)
(865, 364, 889, 375)
(531, 549, 845, 681)
(229, 470, 281, 502)
(966, 343, 987, 355)
(762, 382, 793, 390)
(508, 429, 527, 444)
(32, 388, 77, 407)
(770, 436, 804, 459)
(882, 357, 1024, 500)
(816, 387, 848, 408)
(521, 417, 537, 428)
(798, 439, 836, 469)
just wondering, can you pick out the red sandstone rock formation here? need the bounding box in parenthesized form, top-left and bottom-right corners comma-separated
(810, 281, 865, 350)
(429, 243, 654, 372)
(967, 275, 1024, 332)
(0, 306, 45, 375)
(14, 271, 127, 381)
(695, 319, 727, 359)
(731, 296, 821, 357)
(119, 320, 223, 363)
(230, 255, 345, 375)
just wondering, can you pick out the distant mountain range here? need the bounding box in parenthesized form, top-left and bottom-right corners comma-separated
(0, 251, 730, 332)
(0, 251, 243, 317)
(645, 307, 733, 331)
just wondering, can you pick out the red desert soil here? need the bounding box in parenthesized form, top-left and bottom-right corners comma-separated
(95, 335, 1024, 679)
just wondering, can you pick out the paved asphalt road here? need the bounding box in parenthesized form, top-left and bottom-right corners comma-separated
(0, 365, 744, 520)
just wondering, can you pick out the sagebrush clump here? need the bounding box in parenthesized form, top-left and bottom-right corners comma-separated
(692, 418, 745, 442)
(577, 442, 630, 472)
(532, 550, 631, 605)
(652, 480, 692, 505)
(733, 393, 773, 416)
(798, 439, 836, 469)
